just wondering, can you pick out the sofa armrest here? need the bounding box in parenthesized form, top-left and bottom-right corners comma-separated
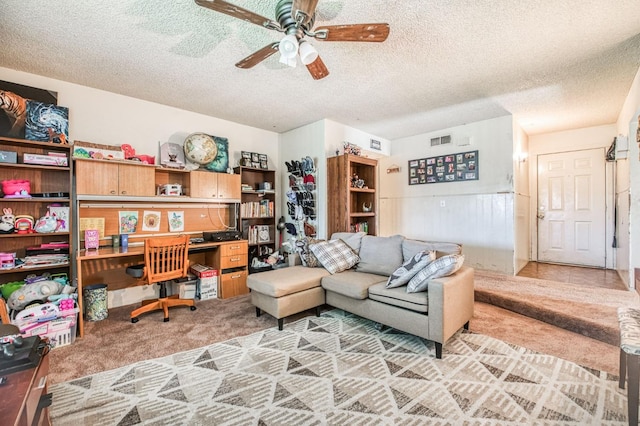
(427, 266, 474, 343)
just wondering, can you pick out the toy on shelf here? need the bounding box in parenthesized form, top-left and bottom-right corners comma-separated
(1, 179, 31, 198)
(14, 215, 34, 234)
(0, 252, 15, 269)
(0, 208, 15, 233)
(34, 212, 59, 233)
(121, 143, 155, 164)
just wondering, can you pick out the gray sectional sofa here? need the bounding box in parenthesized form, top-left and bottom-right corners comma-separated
(247, 232, 475, 358)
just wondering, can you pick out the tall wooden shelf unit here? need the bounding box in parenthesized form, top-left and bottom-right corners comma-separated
(234, 166, 276, 272)
(0, 136, 73, 285)
(327, 154, 378, 236)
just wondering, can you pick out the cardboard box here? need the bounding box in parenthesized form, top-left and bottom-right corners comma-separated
(190, 263, 217, 278)
(171, 275, 197, 299)
(23, 153, 68, 166)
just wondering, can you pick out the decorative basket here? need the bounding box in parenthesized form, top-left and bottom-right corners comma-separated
(2, 179, 30, 197)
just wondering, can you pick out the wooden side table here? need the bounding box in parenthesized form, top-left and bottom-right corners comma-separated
(0, 348, 51, 426)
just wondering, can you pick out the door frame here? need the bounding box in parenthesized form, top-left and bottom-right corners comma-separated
(530, 147, 615, 269)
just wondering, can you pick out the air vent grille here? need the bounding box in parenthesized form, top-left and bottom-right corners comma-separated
(430, 135, 451, 146)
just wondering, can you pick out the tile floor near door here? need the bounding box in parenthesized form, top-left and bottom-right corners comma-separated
(517, 261, 627, 291)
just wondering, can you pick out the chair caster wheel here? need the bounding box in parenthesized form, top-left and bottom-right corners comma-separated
(164, 317, 170, 322)
(190, 306, 197, 311)
(131, 317, 139, 323)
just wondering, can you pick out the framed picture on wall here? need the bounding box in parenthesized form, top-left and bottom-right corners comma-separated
(408, 150, 479, 185)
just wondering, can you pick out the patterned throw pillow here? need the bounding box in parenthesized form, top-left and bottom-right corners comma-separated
(406, 254, 465, 293)
(295, 237, 324, 267)
(386, 250, 435, 288)
(310, 239, 360, 274)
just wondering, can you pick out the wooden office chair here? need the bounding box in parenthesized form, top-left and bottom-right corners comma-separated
(0, 298, 10, 324)
(130, 235, 196, 323)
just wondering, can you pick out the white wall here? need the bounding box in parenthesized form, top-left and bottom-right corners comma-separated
(279, 119, 391, 241)
(513, 121, 530, 273)
(0, 67, 280, 307)
(379, 115, 517, 274)
(0, 67, 280, 170)
(528, 125, 617, 269)
(616, 65, 640, 287)
(279, 120, 326, 239)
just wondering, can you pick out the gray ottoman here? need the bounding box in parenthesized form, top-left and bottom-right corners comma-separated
(247, 265, 329, 330)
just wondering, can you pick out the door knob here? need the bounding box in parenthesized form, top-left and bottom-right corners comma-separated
(537, 211, 545, 219)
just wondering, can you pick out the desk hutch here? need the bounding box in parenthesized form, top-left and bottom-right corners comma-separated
(74, 159, 248, 337)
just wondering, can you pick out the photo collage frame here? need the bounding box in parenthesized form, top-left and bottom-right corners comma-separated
(241, 151, 269, 169)
(408, 150, 478, 185)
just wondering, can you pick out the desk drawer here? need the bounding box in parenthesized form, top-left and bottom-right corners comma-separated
(220, 241, 248, 257)
(220, 254, 248, 270)
(220, 270, 248, 299)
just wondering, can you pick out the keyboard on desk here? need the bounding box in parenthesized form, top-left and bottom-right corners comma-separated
(189, 238, 205, 244)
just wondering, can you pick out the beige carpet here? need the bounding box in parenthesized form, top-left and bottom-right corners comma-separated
(50, 311, 628, 425)
(474, 269, 640, 346)
(48, 271, 631, 385)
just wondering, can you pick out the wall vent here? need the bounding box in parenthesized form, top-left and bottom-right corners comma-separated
(430, 135, 451, 146)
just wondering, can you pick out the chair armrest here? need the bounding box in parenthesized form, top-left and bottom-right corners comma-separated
(427, 266, 475, 343)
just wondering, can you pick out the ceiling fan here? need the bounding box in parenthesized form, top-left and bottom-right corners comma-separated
(194, 0, 390, 80)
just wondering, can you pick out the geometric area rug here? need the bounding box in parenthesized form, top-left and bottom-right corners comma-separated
(50, 310, 629, 425)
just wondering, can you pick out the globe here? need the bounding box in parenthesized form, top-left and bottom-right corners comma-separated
(183, 133, 218, 165)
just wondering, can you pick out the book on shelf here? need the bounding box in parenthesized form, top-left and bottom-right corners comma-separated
(246, 225, 273, 244)
(241, 200, 274, 218)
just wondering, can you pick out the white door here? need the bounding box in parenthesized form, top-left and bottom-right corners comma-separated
(537, 148, 606, 267)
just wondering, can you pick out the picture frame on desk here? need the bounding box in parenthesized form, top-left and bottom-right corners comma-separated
(84, 229, 99, 250)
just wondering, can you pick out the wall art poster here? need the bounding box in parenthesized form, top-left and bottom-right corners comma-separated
(203, 135, 229, 173)
(119, 211, 139, 234)
(24, 100, 69, 143)
(0, 80, 58, 138)
(142, 210, 161, 232)
(408, 150, 479, 185)
(168, 211, 184, 232)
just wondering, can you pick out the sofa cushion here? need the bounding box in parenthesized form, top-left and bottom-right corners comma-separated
(295, 236, 324, 267)
(310, 239, 360, 274)
(386, 250, 436, 288)
(321, 270, 387, 299)
(356, 235, 404, 276)
(407, 254, 465, 293)
(330, 232, 366, 253)
(402, 239, 462, 261)
(247, 265, 330, 297)
(368, 282, 429, 313)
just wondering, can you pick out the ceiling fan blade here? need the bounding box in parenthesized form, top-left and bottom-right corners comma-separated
(292, 0, 319, 25)
(235, 42, 279, 69)
(195, 0, 280, 30)
(306, 55, 329, 80)
(314, 23, 390, 42)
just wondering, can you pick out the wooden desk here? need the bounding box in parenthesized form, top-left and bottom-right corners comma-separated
(0, 348, 51, 426)
(76, 240, 248, 337)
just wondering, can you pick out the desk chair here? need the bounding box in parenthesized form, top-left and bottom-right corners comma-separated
(129, 235, 196, 323)
(0, 298, 9, 324)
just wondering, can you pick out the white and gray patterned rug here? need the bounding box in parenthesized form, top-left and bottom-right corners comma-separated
(50, 310, 629, 425)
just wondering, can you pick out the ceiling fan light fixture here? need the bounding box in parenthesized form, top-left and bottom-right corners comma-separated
(278, 34, 299, 59)
(299, 41, 318, 65)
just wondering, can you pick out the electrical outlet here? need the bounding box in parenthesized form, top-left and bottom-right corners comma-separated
(440, 200, 446, 207)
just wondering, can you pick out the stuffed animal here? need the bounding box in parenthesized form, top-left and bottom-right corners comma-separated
(0, 208, 15, 233)
(34, 212, 58, 233)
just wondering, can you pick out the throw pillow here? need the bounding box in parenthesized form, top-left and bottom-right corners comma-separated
(310, 239, 360, 274)
(406, 254, 465, 293)
(386, 250, 436, 288)
(295, 237, 324, 267)
(330, 231, 366, 253)
(356, 235, 404, 276)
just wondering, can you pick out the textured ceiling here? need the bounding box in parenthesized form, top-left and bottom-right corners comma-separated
(1, 0, 640, 140)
